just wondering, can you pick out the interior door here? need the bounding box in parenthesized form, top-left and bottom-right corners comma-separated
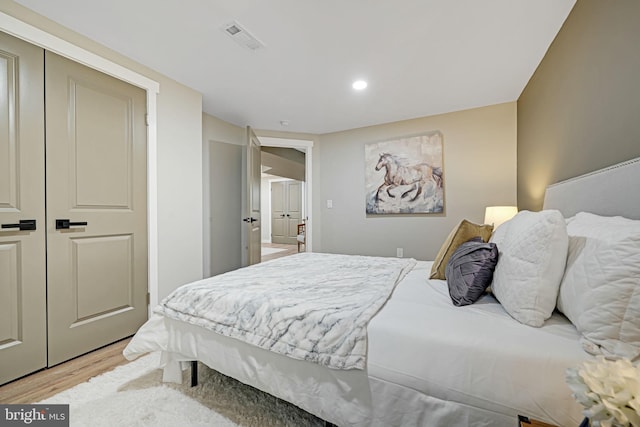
(271, 182, 286, 242)
(271, 181, 302, 244)
(245, 126, 261, 265)
(286, 181, 302, 239)
(0, 32, 46, 385)
(45, 51, 148, 366)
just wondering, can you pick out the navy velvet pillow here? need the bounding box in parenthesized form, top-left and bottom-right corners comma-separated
(445, 237, 499, 306)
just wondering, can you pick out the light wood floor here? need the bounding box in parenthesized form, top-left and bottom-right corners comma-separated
(0, 337, 132, 404)
(0, 247, 297, 405)
(261, 242, 299, 262)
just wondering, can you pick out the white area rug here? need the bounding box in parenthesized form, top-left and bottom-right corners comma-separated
(261, 247, 287, 256)
(39, 352, 324, 427)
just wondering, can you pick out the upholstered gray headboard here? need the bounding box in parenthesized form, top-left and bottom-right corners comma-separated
(543, 157, 640, 220)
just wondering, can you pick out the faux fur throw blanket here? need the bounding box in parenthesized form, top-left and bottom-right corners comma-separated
(156, 252, 416, 370)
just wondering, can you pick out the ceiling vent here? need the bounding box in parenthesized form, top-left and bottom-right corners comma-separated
(222, 21, 265, 51)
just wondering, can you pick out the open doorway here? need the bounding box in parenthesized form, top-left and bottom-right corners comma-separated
(258, 137, 313, 261)
(261, 177, 304, 261)
(203, 135, 312, 278)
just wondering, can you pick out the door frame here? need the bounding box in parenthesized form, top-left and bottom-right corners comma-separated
(0, 12, 161, 310)
(269, 180, 303, 245)
(263, 177, 304, 245)
(257, 137, 313, 252)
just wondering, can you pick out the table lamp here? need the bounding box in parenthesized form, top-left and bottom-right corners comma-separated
(484, 206, 518, 229)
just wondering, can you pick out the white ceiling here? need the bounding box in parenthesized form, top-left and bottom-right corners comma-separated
(16, 0, 575, 134)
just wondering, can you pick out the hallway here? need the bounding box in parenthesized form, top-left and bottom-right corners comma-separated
(261, 243, 298, 262)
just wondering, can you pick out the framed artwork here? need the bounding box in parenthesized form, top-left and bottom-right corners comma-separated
(365, 131, 444, 214)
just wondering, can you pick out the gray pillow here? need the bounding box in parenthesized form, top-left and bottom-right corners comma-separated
(445, 238, 499, 306)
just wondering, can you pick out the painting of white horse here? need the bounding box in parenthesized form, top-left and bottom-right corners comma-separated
(365, 132, 444, 214)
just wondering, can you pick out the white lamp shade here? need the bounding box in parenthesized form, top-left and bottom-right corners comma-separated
(484, 206, 518, 229)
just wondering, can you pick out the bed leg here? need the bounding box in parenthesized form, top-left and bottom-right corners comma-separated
(190, 360, 198, 387)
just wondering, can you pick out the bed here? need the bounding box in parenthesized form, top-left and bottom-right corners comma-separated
(124, 157, 640, 426)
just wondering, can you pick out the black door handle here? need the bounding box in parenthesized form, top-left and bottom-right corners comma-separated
(1, 219, 36, 231)
(242, 217, 258, 223)
(56, 219, 88, 229)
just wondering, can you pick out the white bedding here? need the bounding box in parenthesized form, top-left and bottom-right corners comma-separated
(156, 253, 416, 369)
(125, 260, 586, 426)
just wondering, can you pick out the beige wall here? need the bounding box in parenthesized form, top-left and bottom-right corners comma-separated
(203, 113, 245, 147)
(1, 2, 205, 299)
(517, 0, 640, 211)
(316, 102, 517, 260)
(155, 82, 202, 298)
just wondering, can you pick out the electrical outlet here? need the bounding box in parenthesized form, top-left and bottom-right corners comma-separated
(396, 248, 403, 258)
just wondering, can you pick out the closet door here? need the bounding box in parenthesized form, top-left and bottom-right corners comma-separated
(0, 33, 46, 385)
(271, 181, 302, 244)
(45, 52, 148, 366)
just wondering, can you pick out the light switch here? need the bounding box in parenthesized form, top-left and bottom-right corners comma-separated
(327, 199, 333, 209)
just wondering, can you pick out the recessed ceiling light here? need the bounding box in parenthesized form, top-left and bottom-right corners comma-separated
(352, 80, 368, 90)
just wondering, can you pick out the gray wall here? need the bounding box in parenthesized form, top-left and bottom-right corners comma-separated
(206, 141, 243, 276)
(202, 113, 244, 277)
(517, 0, 640, 211)
(261, 147, 305, 182)
(316, 102, 517, 260)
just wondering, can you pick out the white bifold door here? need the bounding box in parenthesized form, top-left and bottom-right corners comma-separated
(0, 32, 148, 384)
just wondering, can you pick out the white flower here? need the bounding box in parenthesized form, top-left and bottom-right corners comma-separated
(566, 357, 640, 427)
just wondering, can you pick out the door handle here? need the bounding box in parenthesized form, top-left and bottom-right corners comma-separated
(56, 219, 88, 230)
(242, 217, 258, 223)
(1, 219, 36, 231)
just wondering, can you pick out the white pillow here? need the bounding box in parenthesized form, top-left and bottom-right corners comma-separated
(557, 212, 640, 359)
(565, 211, 640, 240)
(490, 210, 568, 327)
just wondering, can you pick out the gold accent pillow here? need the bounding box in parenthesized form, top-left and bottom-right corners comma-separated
(429, 219, 494, 280)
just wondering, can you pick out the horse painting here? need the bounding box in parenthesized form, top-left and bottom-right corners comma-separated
(374, 152, 442, 203)
(364, 132, 444, 214)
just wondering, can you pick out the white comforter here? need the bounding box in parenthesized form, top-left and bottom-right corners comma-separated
(156, 253, 416, 369)
(126, 260, 587, 426)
